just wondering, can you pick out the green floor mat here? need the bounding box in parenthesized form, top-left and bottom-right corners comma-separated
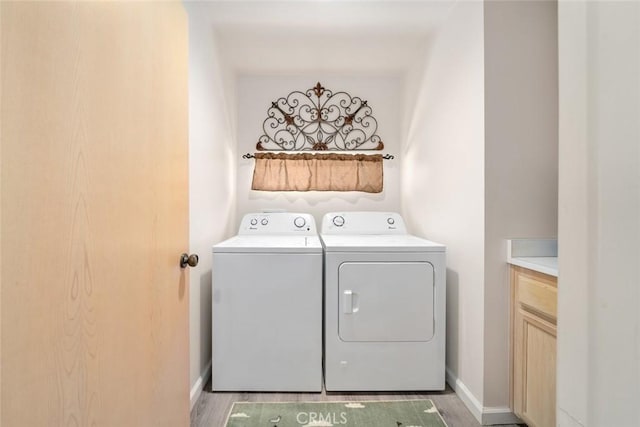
(225, 399, 448, 427)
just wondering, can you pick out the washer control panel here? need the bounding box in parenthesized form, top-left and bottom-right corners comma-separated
(239, 212, 317, 235)
(321, 212, 407, 235)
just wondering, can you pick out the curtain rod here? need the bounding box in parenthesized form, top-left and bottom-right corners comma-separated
(241, 153, 394, 160)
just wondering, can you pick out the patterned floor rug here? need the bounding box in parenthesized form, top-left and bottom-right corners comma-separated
(225, 399, 448, 427)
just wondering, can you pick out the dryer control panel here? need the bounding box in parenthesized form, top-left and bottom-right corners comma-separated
(321, 212, 407, 235)
(238, 212, 317, 235)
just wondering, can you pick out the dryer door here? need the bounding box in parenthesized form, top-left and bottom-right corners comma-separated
(338, 261, 435, 342)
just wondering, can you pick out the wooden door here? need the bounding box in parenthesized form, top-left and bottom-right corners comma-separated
(1, 2, 189, 426)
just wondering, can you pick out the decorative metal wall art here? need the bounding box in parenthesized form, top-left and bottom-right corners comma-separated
(256, 82, 384, 152)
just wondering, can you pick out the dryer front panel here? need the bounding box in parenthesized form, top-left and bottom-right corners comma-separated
(338, 262, 434, 342)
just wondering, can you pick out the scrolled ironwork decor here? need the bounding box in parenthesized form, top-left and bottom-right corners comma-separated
(256, 82, 384, 152)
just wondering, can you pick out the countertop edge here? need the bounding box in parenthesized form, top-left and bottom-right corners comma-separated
(507, 257, 558, 277)
(507, 238, 558, 277)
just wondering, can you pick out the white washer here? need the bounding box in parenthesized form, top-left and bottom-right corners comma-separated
(212, 212, 322, 391)
(321, 211, 446, 391)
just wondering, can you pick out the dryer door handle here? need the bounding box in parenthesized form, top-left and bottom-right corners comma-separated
(343, 290, 359, 314)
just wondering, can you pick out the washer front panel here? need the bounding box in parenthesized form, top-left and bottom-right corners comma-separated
(212, 252, 322, 391)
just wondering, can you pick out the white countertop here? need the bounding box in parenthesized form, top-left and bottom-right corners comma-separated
(507, 239, 558, 277)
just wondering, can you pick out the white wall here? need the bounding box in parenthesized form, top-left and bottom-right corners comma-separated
(236, 75, 402, 226)
(483, 0, 558, 412)
(558, 1, 640, 426)
(403, 2, 559, 423)
(186, 7, 236, 408)
(557, 2, 588, 424)
(402, 0, 486, 417)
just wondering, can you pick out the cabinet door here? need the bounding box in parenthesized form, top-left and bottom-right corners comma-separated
(513, 308, 557, 427)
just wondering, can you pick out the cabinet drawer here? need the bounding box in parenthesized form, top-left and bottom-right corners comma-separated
(516, 271, 557, 320)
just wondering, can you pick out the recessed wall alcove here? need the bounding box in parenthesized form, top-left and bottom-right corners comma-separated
(185, 3, 559, 425)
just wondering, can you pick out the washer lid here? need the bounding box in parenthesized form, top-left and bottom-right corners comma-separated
(320, 234, 445, 253)
(213, 235, 322, 254)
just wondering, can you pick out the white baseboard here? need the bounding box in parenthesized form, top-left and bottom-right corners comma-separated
(445, 367, 521, 425)
(190, 360, 212, 411)
(446, 368, 483, 423)
(557, 408, 586, 427)
(481, 407, 522, 425)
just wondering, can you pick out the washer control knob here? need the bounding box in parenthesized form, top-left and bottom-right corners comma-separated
(387, 217, 395, 225)
(261, 218, 269, 226)
(333, 215, 345, 227)
(294, 216, 306, 228)
(250, 218, 258, 226)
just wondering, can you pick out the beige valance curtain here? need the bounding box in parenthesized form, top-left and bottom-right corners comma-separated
(251, 153, 383, 193)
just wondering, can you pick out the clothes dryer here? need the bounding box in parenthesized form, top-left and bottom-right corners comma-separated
(212, 212, 322, 391)
(321, 211, 446, 391)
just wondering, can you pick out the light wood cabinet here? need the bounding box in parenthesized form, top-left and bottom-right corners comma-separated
(511, 266, 557, 427)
